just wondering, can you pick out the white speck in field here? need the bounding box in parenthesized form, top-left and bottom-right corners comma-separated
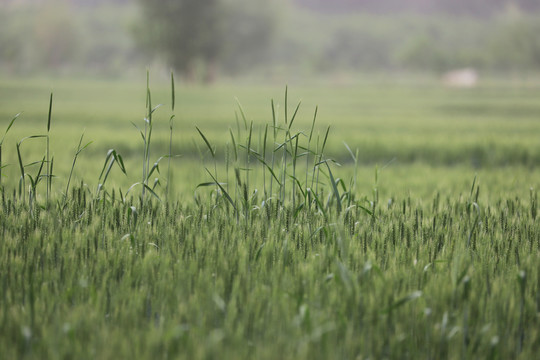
(62, 323, 71, 334)
(21, 326, 32, 340)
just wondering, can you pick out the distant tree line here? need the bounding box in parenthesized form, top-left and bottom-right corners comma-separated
(135, 0, 540, 79)
(293, 0, 540, 16)
(310, 13, 540, 73)
(0, 0, 141, 75)
(1, 0, 540, 78)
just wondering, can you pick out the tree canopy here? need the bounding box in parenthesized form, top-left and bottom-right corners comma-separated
(136, 0, 279, 81)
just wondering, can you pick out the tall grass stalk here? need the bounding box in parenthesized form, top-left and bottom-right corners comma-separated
(166, 71, 175, 200)
(305, 106, 318, 196)
(142, 72, 151, 199)
(136, 71, 162, 202)
(262, 124, 268, 198)
(97, 149, 126, 197)
(280, 89, 289, 205)
(46, 93, 53, 204)
(269, 99, 278, 203)
(63, 133, 92, 208)
(344, 141, 359, 195)
(278, 87, 301, 205)
(0, 113, 21, 190)
(313, 126, 331, 195)
(196, 126, 217, 181)
(229, 127, 238, 193)
(235, 99, 251, 208)
(245, 121, 253, 219)
(27, 155, 46, 210)
(16, 135, 47, 204)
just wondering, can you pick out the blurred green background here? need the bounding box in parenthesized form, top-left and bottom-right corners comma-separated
(0, 0, 539, 199)
(2, 0, 540, 78)
(1, 77, 538, 201)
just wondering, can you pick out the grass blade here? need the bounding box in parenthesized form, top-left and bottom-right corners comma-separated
(1, 113, 21, 144)
(171, 71, 175, 112)
(196, 126, 216, 158)
(325, 161, 342, 213)
(235, 98, 248, 130)
(205, 168, 237, 211)
(381, 291, 422, 314)
(16, 143, 25, 200)
(47, 93, 53, 132)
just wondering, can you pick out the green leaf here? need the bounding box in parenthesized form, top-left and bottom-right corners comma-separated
(196, 182, 226, 189)
(308, 106, 318, 142)
(205, 169, 236, 211)
(229, 128, 238, 161)
(382, 291, 423, 314)
(235, 98, 248, 130)
(1, 112, 21, 144)
(171, 71, 175, 112)
(325, 162, 342, 213)
(196, 126, 216, 158)
(143, 183, 162, 203)
(288, 101, 302, 131)
(47, 93, 53, 132)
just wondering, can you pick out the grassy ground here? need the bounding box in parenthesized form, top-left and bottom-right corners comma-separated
(0, 75, 539, 359)
(1, 75, 539, 195)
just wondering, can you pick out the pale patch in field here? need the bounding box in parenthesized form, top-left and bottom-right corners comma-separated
(442, 68, 479, 88)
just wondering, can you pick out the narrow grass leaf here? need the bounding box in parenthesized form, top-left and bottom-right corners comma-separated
(382, 291, 423, 314)
(325, 162, 342, 213)
(206, 168, 237, 211)
(229, 128, 238, 161)
(196, 126, 216, 158)
(47, 93, 53, 132)
(1, 113, 21, 144)
(171, 71, 175, 112)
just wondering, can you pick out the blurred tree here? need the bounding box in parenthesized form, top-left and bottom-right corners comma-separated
(136, 0, 278, 81)
(218, 0, 279, 76)
(34, 3, 80, 70)
(0, 0, 80, 73)
(320, 28, 393, 71)
(0, 11, 23, 71)
(489, 17, 540, 71)
(397, 35, 448, 72)
(136, 0, 220, 81)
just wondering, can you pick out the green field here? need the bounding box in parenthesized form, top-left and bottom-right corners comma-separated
(0, 75, 539, 359)
(1, 75, 539, 196)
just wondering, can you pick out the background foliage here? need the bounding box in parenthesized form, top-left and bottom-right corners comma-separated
(2, 0, 540, 78)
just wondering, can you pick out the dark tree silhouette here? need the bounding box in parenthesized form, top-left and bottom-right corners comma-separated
(136, 0, 278, 81)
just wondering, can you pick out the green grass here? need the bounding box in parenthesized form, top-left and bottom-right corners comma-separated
(0, 75, 539, 359)
(1, 75, 538, 197)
